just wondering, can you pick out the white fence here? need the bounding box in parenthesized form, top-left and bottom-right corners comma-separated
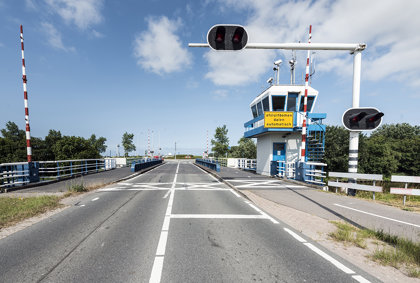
(328, 172, 383, 199)
(390, 175, 420, 205)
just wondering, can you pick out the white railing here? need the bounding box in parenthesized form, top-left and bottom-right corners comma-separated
(328, 172, 383, 199)
(277, 161, 296, 179)
(305, 162, 327, 185)
(390, 175, 420, 205)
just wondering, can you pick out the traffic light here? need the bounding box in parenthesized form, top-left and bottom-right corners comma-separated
(207, 25, 248, 51)
(342, 107, 384, 131)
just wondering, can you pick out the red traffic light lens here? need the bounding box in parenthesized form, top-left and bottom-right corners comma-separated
(216, 33, 224, 43)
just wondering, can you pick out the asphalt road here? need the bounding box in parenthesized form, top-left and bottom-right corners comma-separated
(0, 161, 378, 282)
(217, 167, 420, 242)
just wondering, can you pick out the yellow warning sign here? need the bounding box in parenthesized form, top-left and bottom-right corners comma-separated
(264, 112, 294, 128)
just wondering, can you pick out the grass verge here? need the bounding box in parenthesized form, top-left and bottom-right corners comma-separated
(329, 221, 420, 278)
(0, 196, 62, 229)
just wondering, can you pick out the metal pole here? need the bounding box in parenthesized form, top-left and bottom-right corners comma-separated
(189, 42, 366, 52)
(300, 25, 312, 163)
(348, 51, 362, 196)
(20, 25, 32, 162)
(174, 142, 177, 160)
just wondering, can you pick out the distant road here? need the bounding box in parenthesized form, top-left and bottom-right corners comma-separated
(0, 161, 377, 282)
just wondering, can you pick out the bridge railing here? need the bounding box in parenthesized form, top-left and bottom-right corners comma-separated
(131, 158, 163, 172)
(196, 159, 220, 172)
(328, 172, 383, 199)
(390, 175, 420, 205)
(0, 159, 117, 192)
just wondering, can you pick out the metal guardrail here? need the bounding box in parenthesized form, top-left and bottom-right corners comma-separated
(196, 159, 220, 172)
(38, 159, 106, 182)
(0, 159, 117, 191)
(390, 175, 420, 205)
(328, 172, 383, 199)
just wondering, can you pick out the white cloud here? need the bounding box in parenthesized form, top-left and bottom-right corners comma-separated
(45, 0, 103, 30)
(133, 16, 192, 75)
(25, 0, 37, 10)
(91, 29, 104, 38)
(41, 22, 75, 52)
(205, 0, 420, 87)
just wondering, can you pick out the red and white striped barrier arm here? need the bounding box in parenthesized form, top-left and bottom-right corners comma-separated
(300, 25, 312, 163)
(20, 25, 32, 162)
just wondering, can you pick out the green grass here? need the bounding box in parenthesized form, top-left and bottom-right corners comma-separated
(68, 183, 88, 193)
(329, 221, 420, 278)
(0, 196, 62, 229)
(329, 221, 373, 248)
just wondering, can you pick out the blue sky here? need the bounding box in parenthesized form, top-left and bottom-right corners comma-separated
(0, 0, 419, 156)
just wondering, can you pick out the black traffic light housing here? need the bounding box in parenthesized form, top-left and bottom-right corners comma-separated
(342, 107, 384, 131)
(207, 25, 248, 51)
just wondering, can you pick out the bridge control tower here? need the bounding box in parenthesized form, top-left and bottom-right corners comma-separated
(243, 68, 327, 185)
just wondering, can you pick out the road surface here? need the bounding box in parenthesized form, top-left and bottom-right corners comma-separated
(0, 161, 378, 282)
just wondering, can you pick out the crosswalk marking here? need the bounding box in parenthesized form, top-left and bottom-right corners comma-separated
(228, 179, 307, 189)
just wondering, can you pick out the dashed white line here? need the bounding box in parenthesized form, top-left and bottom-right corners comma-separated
(91, 197, 99, 202)
(245, 201, 279, 224)
(334, 203, 420, 228)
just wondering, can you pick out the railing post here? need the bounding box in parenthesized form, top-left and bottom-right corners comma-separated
(403, 182, 407, 206)
(85, 160, 88, 174)
(70, 161, 73, 177)
(57, 162, 60, 179)
(96, 160, 98, 172)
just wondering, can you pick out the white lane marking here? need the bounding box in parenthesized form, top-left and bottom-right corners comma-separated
(80, 204, 85, 207)
(99, 188, 170, 192)
(352, 275, 371, 283)
(156, 231, 168, 256)
(229, 189, 241, 197)
(245, 201, 279, 224)
(149, 256, 164, 283)
(175, 188, 229, 191)
(162, 190, 171, 199)
(303, 243, 355, 274)
(91, 197, 99, 202)
(149, 161, 179, 283)
(194, 163, 220, 182)
(283, 228, 306, 243)
(170, 214, 268, 219)
(334, 203, 420, 228)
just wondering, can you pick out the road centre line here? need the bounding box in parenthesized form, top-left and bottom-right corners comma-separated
(149, 161, 179, 283)
(334, 203, 420, 228)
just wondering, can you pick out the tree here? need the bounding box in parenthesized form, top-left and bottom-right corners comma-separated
(0, 121, 26, 163)
(52, 136, 100, 160)
(211, 125, 229, 158)
(230, 137, 256, 159)
(323, 126, 350, 173)
(122, 132, 136, 157)
(89, 134, 107, 154)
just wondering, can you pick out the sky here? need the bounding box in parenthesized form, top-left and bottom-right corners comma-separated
(0, 0, 419, 156)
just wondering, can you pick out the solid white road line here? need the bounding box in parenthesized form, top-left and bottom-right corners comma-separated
(194, 163, 220, 182)
(283, 228, 306, 243)
(149, 161, 179, 283)
(334, 203, 420, 228)
(229, 189, 241, 197)
(170, 214, 268, 219)
(303, 243, 355, 274)
(352, 275, 371, 283)
(245, 201, 279, 224)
